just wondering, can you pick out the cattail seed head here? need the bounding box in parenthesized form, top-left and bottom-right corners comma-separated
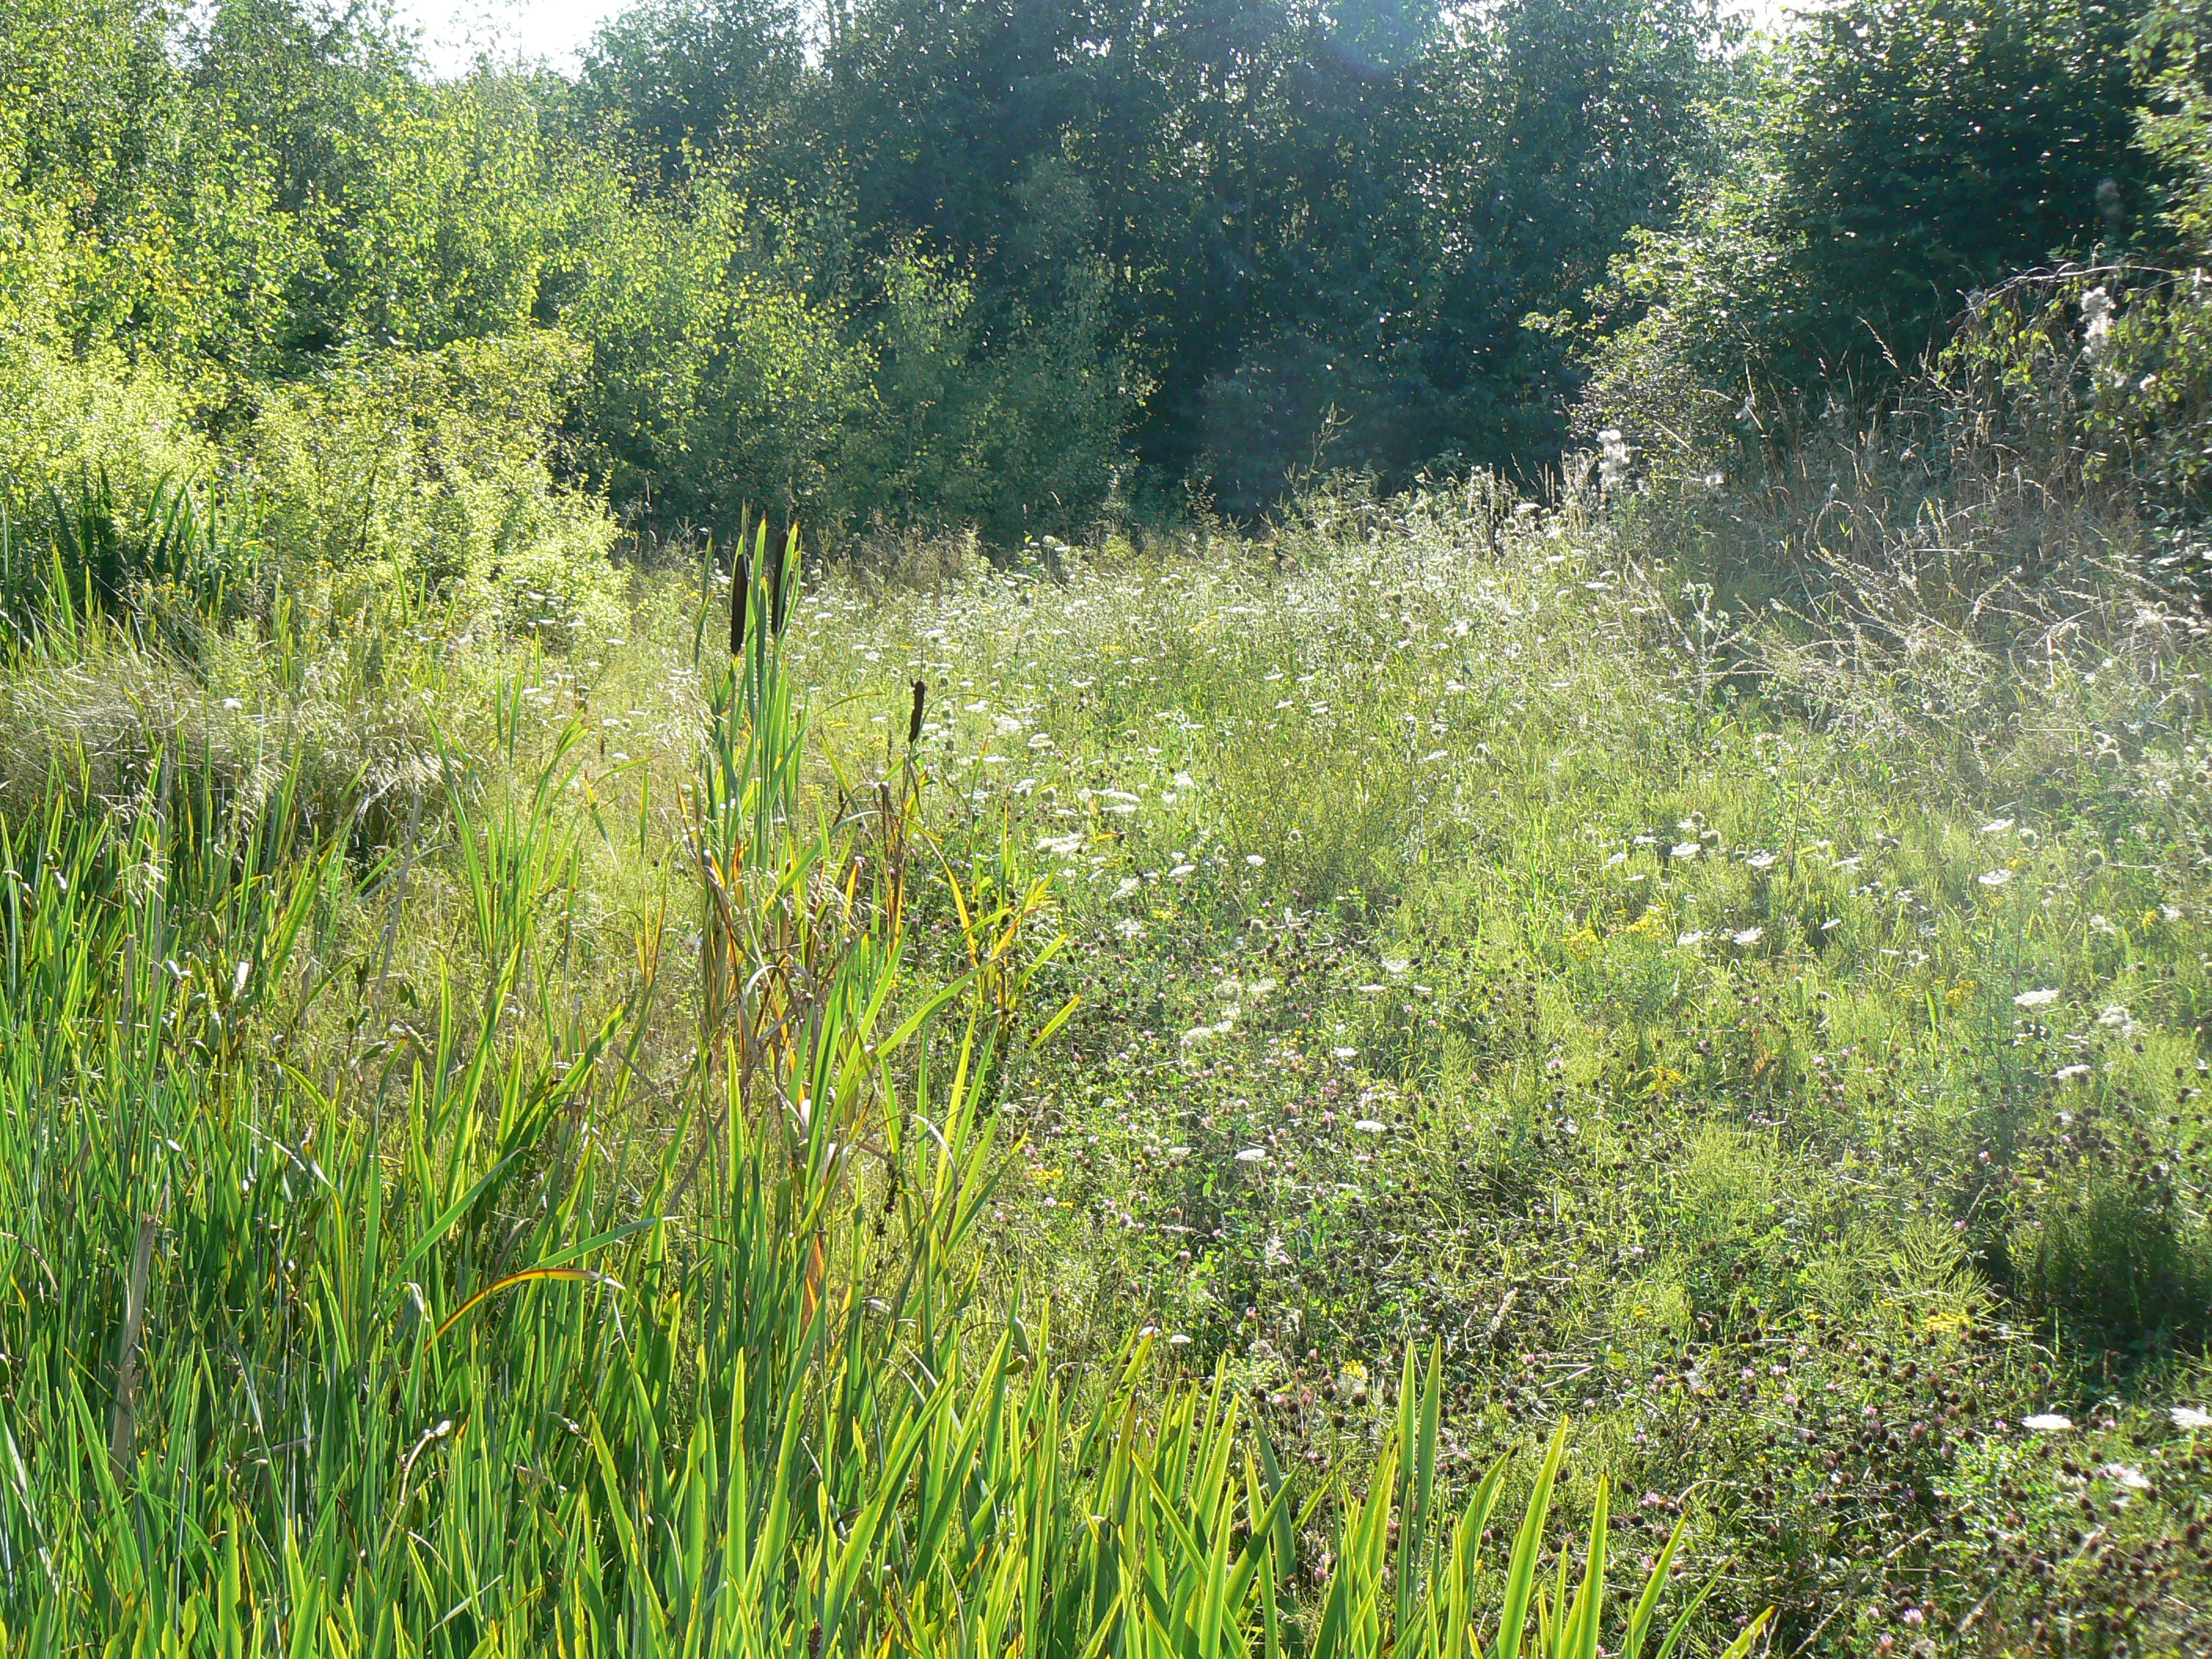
(769, 531, 789, 637)
(729, 552, 751, 657)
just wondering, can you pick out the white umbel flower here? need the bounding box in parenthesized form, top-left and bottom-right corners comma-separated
(2081, 286, 2115, 362)
(1597, 428, 1633, 493)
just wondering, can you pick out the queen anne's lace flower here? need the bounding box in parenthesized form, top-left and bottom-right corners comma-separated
(2082, 286, 2115, 362)
(1598, 428, 1633, 493)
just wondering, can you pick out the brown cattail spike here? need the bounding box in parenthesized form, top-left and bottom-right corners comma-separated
(907, 679, 926, 745)
(769, 526, 790, 638)
(729, 551, 750, 658)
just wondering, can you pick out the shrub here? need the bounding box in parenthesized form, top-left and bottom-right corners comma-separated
(1939, 262, 2212, 526)
(839, 236, 1141, 551)
(1920, 0, 2212, 529)
(554, 169, 875, 537)
(249, 331, 629, 645)
(0, 339, 215, 541)
(1599, 0, 2152, 432)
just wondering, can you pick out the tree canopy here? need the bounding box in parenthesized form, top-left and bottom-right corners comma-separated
(2, 0, 2198, 542)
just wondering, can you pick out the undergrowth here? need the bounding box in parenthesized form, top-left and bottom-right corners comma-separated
(1, 444, 2208, 1654)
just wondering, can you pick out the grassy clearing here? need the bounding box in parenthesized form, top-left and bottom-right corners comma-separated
(0, 523, 1763, 1657)
(2, 455, 2210, 1654)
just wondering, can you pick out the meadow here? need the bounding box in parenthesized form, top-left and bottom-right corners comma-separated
(2, 421, 2208, 1656)
(9, 0, 2212, 1646)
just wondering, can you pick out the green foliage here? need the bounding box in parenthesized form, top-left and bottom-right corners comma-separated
(249, 332, 628, 642)
(840, 237, 1143, 546)
(2, 0, 419, 392)
(2, 0, 884, 548)
(0, 544, 1783, 1658)
(577, 0, 804, 185)
(1937, 265, 2212, 525)
(12, 1, 2212, 1647)
(1597, 0, 2152, 448)
(0, 0, 233, 368)
(22, 0, 2212, 543)
(1908, 0, 2212, 529)
(0, 336, 215, 525)
(553, 169, 874, 531)
(1380, 0, 1730, 488)
(742, 0, 1728, 509)
(1778, 0, 2144, 361)
(2137, 0, 2212, 244)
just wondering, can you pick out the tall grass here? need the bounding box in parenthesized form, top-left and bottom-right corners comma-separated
(767, 456, 2210, 1647)
(0, 524, 1763, 1657)
(1, 470, 266, 661)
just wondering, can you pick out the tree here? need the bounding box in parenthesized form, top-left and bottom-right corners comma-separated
(577, 0, 804, 187)
(1604, 0, 2155, 436)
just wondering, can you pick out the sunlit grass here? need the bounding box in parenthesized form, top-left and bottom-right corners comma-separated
(2, 463, 2208, 1651)
(0, 507, 1800, 1656)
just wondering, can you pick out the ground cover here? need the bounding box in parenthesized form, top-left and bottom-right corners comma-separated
(0, 460, 2207, 1653)
(793, 471, 2212, 1654)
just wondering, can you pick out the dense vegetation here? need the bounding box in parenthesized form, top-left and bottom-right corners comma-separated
(10, 0, 2203, 549)
(5, 0, 2212, 1651)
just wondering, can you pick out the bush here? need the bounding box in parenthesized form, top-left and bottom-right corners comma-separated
(1914, 1, 2212, 530)
(1599, 0, 2152, 431)
(0, 339, 216, 540)
(249, 331, 628, 646)
(1568, 306, 1737, 485)
(555, 169, 876, 537)
(838, 232, 1142, 551)
(1940, 263, 2212, 526)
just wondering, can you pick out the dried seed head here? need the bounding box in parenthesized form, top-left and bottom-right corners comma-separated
(729, 552, 752, 658)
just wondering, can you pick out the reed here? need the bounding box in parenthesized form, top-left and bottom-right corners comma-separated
(0, 513, 1765, 1656)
